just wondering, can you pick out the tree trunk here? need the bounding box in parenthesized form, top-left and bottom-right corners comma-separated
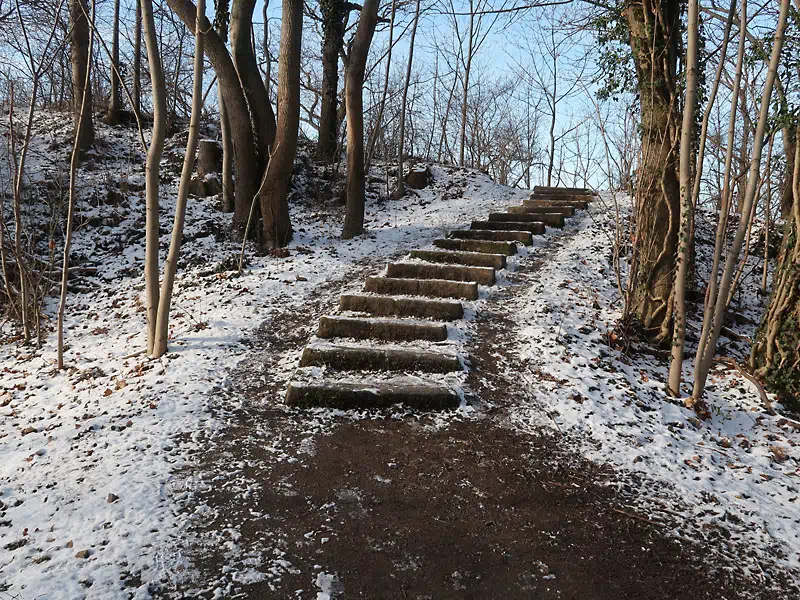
(781, 125, 797, 218)
(153, 0, 205, 358)
(69, 0, 94, 151)
(58, 0, 95, 366)
(695, 0, 790, 401)
(752, 123, 800, 408)
(396, 0, 421, 198)
(133, 0, 142, 120)
(317, 0, 349, 163)
(365, 0, 395, 169)
(667, 0, 699, 397)
(218, 89, 235, 211)
(341, 0, 380, 239)
(458, 1, 475, 167)
(624, 0, 681, 343)
(142, 0, 167, 354)
(105, 0, 121, 124)
(258, 0, 302, 248)
(230, 0, 276, 165)
(693, 0, 747, 392)
(263, 0, 270, 95)
(165, 0, 260, 232)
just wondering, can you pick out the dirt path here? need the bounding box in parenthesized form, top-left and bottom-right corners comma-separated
(165, 225, 778, 600)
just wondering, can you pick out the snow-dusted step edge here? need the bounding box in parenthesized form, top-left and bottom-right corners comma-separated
(488, 212, 565, 228)
(524, 198, 589, 209)
(508, 205, 575, 217)
(365, 275, 479, 300)
(387, 261, 497, 286)
(532, 185, 595, 195)
(450, 229, 534, 244)
(410, 248, 507, 270)
(300, 342, 463, 373)
(470, 220, 546, 235)
(433, 238, 518, 256)
(318, 315, 449, 342)
(285, 380, 460, 410)
(340, 293, 465, 320)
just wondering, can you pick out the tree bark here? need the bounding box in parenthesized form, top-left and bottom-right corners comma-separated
(165, 0, 260, 231)
(782, 125, 797, 218)
(69, 0, 94, 151)
(230, 0, 276, 165)
(695, 0, 790, 401)
(317, 0, 350, 162)
(105, 0, 121, 124)
(58, 0, 95, 366)
(218, 90, 235, 211)
(752, 123, 800, 407)
(624, 0, 681, 343)
(341, 0, 380, 239)
(693, 0, 747, 392)
(667, 0, 699, 397)
(258, 0, 302, 248)
(396, 0, 421, 198)
(153, 0, 205, 358)
(263, 0, 270, 95)
(458, 0, 475, 167)
(133, 0, 142, 120)
(365, 0, 395, 169)
(142, 0, 167, 354)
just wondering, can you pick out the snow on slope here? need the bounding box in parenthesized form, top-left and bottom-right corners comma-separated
(509, 196, 799, 589)
(0, 116, 516, 598)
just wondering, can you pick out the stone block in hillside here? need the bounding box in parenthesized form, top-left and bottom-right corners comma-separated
(197, 139, 223, 177)
(405, 165, 432, 189)
(189, 174, 223, 198)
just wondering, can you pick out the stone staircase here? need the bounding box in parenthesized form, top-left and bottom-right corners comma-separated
(285, 186, 596, 410)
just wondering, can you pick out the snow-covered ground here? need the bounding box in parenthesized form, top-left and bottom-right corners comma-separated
(2, 115, 798, 598)
(509, 197, 800, 588)
(0, 116, 515, 598)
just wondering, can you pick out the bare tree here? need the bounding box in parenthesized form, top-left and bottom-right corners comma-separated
(69, 0, 93, 151)
(258, 0, 303, 248)
(667, 0, 699, 397)
(317, 0, 359, 162)
(166, 0, 266, 231)
(58, 0, 94, 366)
(342, 0, 380, 238)
(105, 0, 122, 124)
(152, 0, 206, 358)
(395, 0, 421, 197)
(623, 0, 681, 343)
(693, 0, 790, 403)
(142, 0, 168, 354)
(133, 0, 142, 119)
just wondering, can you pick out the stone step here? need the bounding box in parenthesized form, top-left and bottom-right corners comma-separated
(508, 205, 574, 217)
(286, 380, 460, 410)
(318, 315, 448, 342)
(433, 238, 517, 256)
(387, 262, 496, 286)
(533, 185, 594, 195)
(300, 343, 462, 372)
(529, 194, 593, 204)
(449, 229, 534, 245)
(488, 212, 564, 228)
(524, 199, 589, 210)
(471, 220, 546, 235)
(411, 248, 506, 270)
(365, 276, 479, 300)
(340, 293, 464, 320)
